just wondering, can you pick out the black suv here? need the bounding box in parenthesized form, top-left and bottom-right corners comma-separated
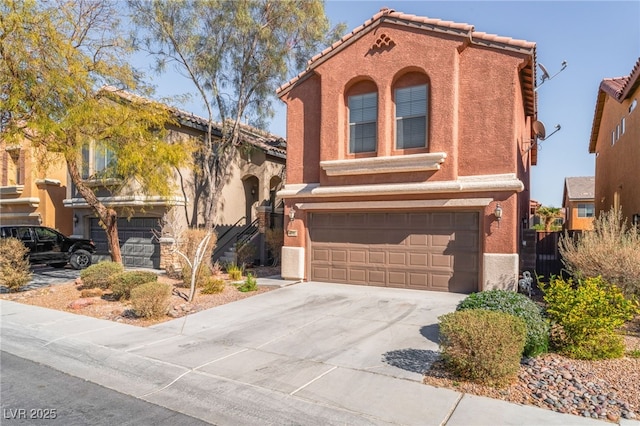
(0, 225, 95, 269)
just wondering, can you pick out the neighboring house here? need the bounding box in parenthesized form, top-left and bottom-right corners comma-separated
(562, 177, 595, 231)
(276, 8, 539, 293)
(62, 93, 286, 269)
(0, 139, 71, 236)
(589, 57, 640, 225)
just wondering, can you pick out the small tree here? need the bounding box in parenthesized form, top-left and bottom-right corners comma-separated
(559, 208, 640, 297)
(157, 210, 217, 302)
(1, 0, 191, 264)
(536, 206, 562, 231)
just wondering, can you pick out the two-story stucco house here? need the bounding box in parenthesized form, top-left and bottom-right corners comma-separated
(562, 176, 595, 232)
(589, 57, 640, 225)
(65, 105, 286, 269)
(276, 9, 539, 293)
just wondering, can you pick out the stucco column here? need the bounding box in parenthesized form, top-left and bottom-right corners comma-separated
(256, 206, 272, 266)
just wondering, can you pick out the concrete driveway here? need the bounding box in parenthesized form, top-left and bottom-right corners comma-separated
(142, 281, 466, 382)
(2, 281, 607, 425)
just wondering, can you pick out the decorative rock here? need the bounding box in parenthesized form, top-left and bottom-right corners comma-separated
(67, 298, 94, 309)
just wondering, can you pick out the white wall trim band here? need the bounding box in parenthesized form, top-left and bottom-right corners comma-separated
(294, 198, 493, 211)
(63, 195, 187, 208)
(0, 197, 40, 207)
(278, 173, 524, 199)
(320, 152, 447, 176)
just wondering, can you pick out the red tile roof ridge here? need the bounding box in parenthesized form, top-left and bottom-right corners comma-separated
(277, 9, 535, 97)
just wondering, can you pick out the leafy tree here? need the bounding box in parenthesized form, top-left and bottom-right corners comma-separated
(0, 0, 190, 263)
(536, 206, 562, 231)
(128, 0, 345, 228)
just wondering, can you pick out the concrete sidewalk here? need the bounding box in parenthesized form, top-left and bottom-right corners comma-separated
(1, 281, 636, 426)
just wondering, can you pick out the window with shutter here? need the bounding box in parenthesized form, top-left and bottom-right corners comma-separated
(348, 92, 377, 153)
(395, 84, 428, 150)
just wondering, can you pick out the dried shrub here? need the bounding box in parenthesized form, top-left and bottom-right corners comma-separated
(439, 309, 527, 387)
(0, 237, 32, 292)
(180, 262, 212, 288)
(541, 276, 639, 359)
(559, 208, 640, 298)
(130, 281, 172, 319)
(265, 227, 284, 265)
(457, 290, 549, 357)
(110, 271, 158, 301)
(236, 242, 257, 267)
(80, 288, 103, 298)
(79, 261, 124, 290)
(201, 277, 226, 294)
(177, 228, 217, 269)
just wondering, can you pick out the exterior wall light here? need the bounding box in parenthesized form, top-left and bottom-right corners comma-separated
(494, 203, 503, 227)
(73, 214, 79, 224)
(288, 207, 296, 222)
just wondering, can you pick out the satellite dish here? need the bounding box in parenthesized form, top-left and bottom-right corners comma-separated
(539, 63, 551, 82)
(533, 120, 546, 140)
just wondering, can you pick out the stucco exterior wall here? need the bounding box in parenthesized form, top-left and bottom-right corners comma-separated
(0, 140, 71, 235)
(593, 88, 640, 222)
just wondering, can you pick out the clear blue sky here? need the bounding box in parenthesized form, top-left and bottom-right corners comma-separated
(136, 1, 640, 208)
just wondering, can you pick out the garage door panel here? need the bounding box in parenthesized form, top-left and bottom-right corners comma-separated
(309, 211, 479, 293)
(455, 254, 479, 271)
(349, 249, 367, 264)
(409, 253, 428, 267)
(388, 251, 406, 266)
(330, 268, 347, 281)
(348, 268, 367, 284)
(432, 253, 452, 268)
(431, 233, 452, 248)
(368, 251, 385, 264)
(369, 270, 385, 285)
(90, 217, 160, 269)
(331, 249, 347, 262)
(388, 271, 407, 286)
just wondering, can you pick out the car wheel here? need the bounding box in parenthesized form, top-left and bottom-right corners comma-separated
(50, 263, 67, 268)
(70, 250, 92, 270)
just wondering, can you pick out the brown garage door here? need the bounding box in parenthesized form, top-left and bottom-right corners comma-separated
(309, 211, 479, 293)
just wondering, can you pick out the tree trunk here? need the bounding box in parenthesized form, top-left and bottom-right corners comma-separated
(67, 158, 123, 264)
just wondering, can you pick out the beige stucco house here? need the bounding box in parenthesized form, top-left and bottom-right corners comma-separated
(276, 9, 540, 293)
(65, 106, 286, 268)
(589, 57, 640, 225)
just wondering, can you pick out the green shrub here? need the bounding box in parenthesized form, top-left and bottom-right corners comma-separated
(110, 271, 158, 301)
(237, 272, 257, 292)
(201, 277, 226, 294)
(541, 276, 639, 359)
(439, 309, 527, 387)
(0, 237, 32, 292)
(79, 261, 124, 289)
(226, 263, 243, 281)
(130, 281, 172, 319)
(457, 290, 549, 357)
(559, 208, 640, 298)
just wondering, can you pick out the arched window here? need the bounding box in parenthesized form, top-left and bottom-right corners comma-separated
(347, 81, 378, 154)
(394, 72, 429, 150)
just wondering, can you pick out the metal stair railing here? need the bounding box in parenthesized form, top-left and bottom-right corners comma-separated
(212, 216, 246, 259)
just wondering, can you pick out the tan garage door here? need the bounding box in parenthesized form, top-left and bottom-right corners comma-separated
(309, 211, 479, 293)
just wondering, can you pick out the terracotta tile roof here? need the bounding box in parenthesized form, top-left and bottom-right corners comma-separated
(563, 176, 595, 204)
(589, 57, 640, 153)
(277, 8, 537, 116)
(99, 86, 286, 158)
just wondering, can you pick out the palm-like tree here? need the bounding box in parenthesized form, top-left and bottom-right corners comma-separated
(536, 206, 562, 231)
